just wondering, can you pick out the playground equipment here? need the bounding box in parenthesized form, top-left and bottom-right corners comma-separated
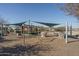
(0, 19, 75, 45)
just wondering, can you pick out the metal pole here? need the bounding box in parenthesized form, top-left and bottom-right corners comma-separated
(28, 19, 30, 35)
(70, 25, 72, 36)
(65, 22, 68, 44)
(30, 23, 32, 34)
(37, 26, 39, 35)
(1, 24, 3, 37)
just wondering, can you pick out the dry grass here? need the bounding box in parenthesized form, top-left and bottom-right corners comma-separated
(0, 33, 79, 56)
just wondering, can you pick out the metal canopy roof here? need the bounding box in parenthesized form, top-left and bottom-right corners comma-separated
(5, 21, 26, 26)
(33, 21, 59, 27)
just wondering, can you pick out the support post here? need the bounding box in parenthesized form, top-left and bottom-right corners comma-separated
(28, 19, 30, 36)
(65, 22, 68, 44)
(70, 25, 72, 36)
(1, 24, 3, 37)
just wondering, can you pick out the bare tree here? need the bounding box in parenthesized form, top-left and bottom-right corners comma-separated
(62, 3, 79, 19)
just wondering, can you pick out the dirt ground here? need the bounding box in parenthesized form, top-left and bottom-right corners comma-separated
(0, 33, 79, 56)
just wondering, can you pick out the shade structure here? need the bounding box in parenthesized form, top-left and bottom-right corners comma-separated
(5, 21, 27, 26)
(33, 21, 59, 27)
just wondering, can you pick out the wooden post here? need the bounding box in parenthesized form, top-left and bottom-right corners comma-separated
(23, 34, 26, 46)
(21, 24, 26, 46)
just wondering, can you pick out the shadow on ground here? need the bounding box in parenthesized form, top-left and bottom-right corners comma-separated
(68, 39, 79, 43)
(0, 36, 19, 43)
(0, 44, 51, 56)
(0, 36, 5, 42)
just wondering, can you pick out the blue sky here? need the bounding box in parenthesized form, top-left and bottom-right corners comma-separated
(0, 3, 78, 28)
